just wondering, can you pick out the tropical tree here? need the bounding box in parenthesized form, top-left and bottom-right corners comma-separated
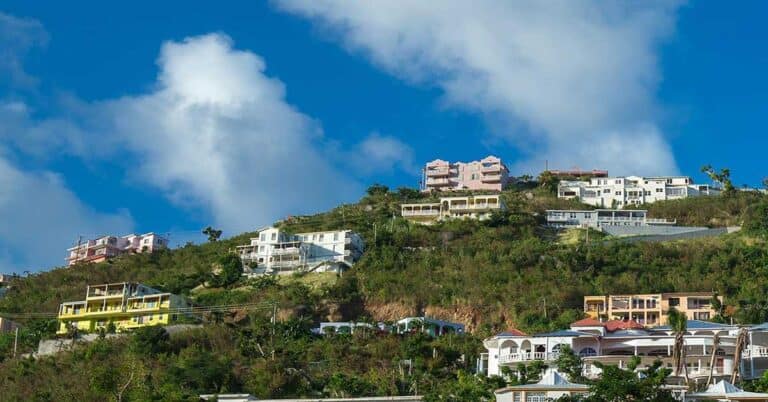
(202, 226, 223, 242)
(668, 308, 689, 384)
(555, 344, 586, 384)
(706, 332, 720, 387)
(731, 327, 749, 383)
(701, 164, 735, 195)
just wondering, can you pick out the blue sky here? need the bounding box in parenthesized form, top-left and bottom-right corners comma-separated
(0, 1, 766, 273)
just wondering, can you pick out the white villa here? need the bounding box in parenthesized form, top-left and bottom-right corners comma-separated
(395, 317, 465, 336)
(237, 227, 364, 276)
(545, 209, 713, 237)
(482, 319, 768, 385)
(401, 194, 505, 224)
(558, 176, 720, 208)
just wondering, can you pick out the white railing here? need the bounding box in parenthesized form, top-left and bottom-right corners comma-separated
(499, 352, 560, 364)
(647, 218, 676, 224)
(743, 347, 768, 358)
(402, 210, 440, 216)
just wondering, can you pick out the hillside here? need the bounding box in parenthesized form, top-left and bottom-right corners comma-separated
(1, 186, 768, 400)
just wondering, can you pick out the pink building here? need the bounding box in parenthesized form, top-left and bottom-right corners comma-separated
(66, 232, 168, 266)
(422, 156, 510, 192)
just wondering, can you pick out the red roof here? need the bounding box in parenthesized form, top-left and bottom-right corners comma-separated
(500, 328, 528, 336)
(571, 318, 604, 327)
(604, 319, 644, 332)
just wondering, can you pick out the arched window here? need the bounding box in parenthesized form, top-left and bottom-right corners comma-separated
(579, 347, 597, 357)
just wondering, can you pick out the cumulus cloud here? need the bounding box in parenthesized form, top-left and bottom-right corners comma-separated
(276, 0, 682, 175)
(0, 154, 133, 272)
(0, 12, 48, 88)
(87, 33, 361, 231)
(348, 132, 416, 176)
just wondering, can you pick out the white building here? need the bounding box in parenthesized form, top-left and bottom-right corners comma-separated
(545, 209, 715, 237)
(494, 368, 589, 402)
(237, 227, 364, 275)
(66, 233, 168, 266)
(482, 319, 768, 385)
(558, 176, 720, 208)
(401, 194, 505, 225)
(394, 317, 465, 336)
(546, 209, 676, 229)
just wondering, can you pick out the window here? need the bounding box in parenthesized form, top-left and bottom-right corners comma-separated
(271, 233, 276, 241)
(615, 191, 622, 195)
(526, 392, 546, 402)
(319, 234, 325, 241)
(656, 188, 664, 193)
(668, 298, 680, 307)
(585, 213, 591, 219)
(148, 314, 154, 321)
(259, 246, 264, 252)
(569, 213, 577, 218)
(333, 233, 339, 241)
(615, 180, 622, 184)
(604, 189, 611, 194)
(579, 347, 597, 357)
(260, 234, 266, 241)
(513, 392, 521, 402)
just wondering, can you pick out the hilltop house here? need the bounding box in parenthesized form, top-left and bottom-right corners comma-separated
(482, 319, 768, 384)
(422, 156, 510, 192)
(401, 194, 505, 224)
(237, 227, 364, 276)
(66, 233, 168, 266)
(545, 209, 711, 237)
(557, 176, 719, 208)
(56, 282, 190, 335)
(584, 292, 723, 326)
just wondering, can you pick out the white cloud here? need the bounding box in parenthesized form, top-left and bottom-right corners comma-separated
(348, 132, 416, 176)
(0, 12, 48, 88)
(276, 0, 682, 175)
(0, 154, 133, 272)
(89, 33, 360, 231)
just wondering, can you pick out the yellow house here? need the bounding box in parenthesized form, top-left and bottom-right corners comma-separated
(583, 292, 723, 327)
(57, 282, 190, 335)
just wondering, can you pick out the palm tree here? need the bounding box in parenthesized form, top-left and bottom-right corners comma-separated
(668, 308, 689, 385)
(731, 327, 748, 384)
(706, 333, 720, 387)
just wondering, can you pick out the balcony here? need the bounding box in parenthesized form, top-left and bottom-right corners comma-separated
(499, 352, 560, 364)
(449, 202, 500, 212)
(426, 168, 453, 177)
(481, 165, 502, 173)
(481, 174, 502, 183)
(743, 347, 768, 358)
(402, 210, 440, 217)
(426, 178, 453, 187)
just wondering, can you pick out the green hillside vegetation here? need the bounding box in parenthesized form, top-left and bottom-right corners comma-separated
(2, 184, 768, 400)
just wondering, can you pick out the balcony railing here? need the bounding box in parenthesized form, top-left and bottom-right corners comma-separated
(499, 352, 560, 364)
(426, 168, 452, 177)
(743, 347, 768, 358)
(481, 175, 502, 183)
(402, 210, 441, 217)
(481, 165, 502, 173)
(449, 203, 500, 211)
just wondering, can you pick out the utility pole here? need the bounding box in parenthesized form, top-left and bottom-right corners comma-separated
(271, 302, 277, 361)
(542, 297, 548, 319)
(13, 327, 19, 358)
